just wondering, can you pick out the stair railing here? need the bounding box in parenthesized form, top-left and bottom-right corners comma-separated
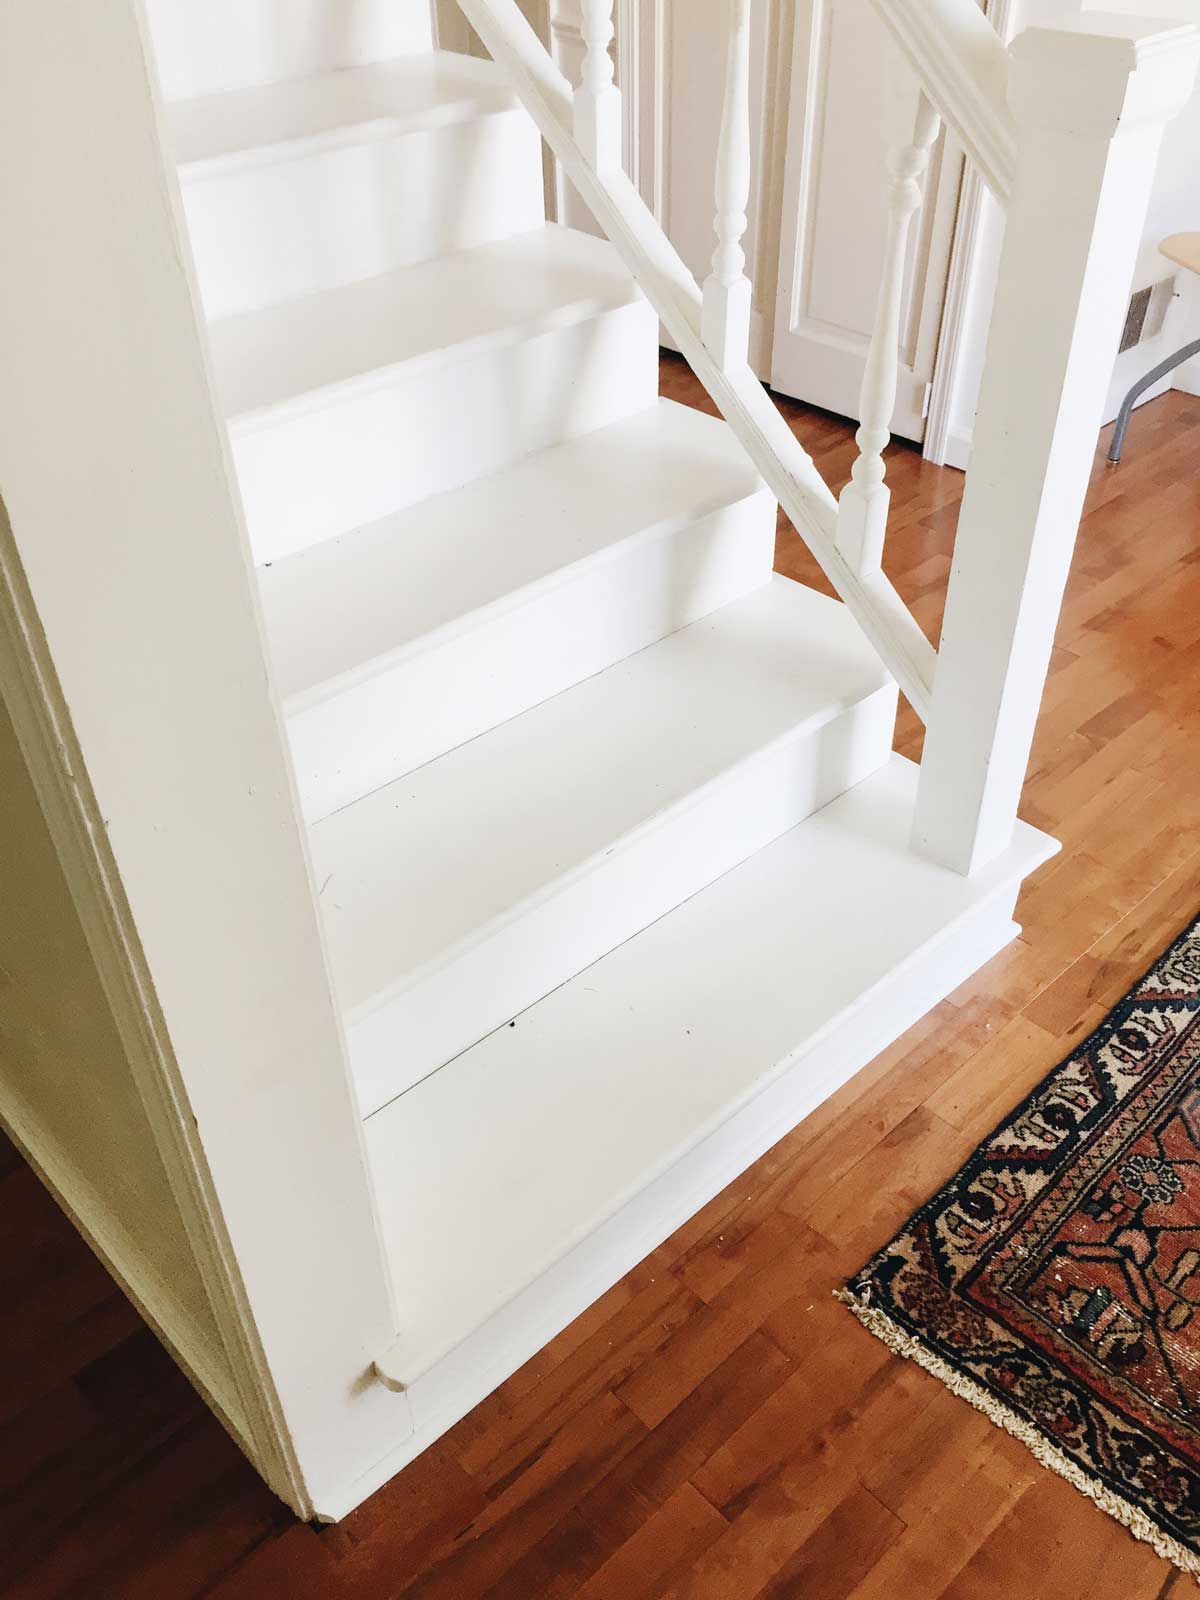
(457, 0, 1200, 876)
(456, 0, 938, 721)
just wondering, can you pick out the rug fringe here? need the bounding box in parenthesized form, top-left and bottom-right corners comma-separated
(836, 1287, 1200, 1586)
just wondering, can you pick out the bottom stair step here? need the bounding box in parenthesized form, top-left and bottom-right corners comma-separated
(364, 754, 1056, 1445)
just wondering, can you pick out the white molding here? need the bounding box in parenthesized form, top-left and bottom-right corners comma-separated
(923, 0, 1017, 468)
(923, 157, 982, 466)
(617, 0, 639, 175)
(943, 424, 974, 470)
(751, 0, 796, 379)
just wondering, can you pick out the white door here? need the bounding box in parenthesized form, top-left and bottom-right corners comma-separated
(622, 0, 797, 381)
(769, 0, 963, 441)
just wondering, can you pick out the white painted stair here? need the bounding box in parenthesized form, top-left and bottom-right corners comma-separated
(314, 577, 896, 1113)
(156, 27, 1057, 1507)
(369, 756, 1055, 1414)
(210, 227, 658, 562)
(261, 399, 775, 822)
(171, 55, 545, 318)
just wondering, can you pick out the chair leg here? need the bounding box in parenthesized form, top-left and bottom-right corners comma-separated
(1108, 334, 1200, 464)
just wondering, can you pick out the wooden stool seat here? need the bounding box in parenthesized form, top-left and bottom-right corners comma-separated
(1160, 232, 1200, 276)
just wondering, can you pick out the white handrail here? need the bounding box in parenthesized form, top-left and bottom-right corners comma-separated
(455, 0, 938, 719)
(873, 0, 1016, 203)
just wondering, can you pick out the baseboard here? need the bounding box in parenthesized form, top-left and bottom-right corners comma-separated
(943, 426, 974, 472)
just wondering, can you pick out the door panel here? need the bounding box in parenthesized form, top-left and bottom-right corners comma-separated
(770, 0, 962, 441)
(627, 0, 797, 380)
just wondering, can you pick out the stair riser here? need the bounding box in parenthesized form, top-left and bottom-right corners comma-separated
(348, 683, 899, 1116)
(146, 0, 433, 101)
(182, 113, 546, 321)
(233, 301, 660, 564)
(288, 491, 777, 822)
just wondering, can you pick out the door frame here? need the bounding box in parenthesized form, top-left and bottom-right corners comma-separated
(922, 0, 1019, 467)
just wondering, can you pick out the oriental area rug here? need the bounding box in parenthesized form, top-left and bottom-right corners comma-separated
(842, 915, 1200, 1579)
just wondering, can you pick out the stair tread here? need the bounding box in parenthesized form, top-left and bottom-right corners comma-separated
(209, 227, 640, 422)
(310, 576, 891, 1018)
(169, 51, 520, 169)
(261, 399, 764, 705)
(366, 753, 1057, 1385)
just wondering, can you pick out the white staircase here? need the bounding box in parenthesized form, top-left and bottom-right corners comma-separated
(158, 23, 1056, 1482)
(167, 40, 914, 1121)
(9, 0, 1187, 1528)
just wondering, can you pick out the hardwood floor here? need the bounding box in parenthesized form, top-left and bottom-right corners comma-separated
(5, 360, 1200, 1598)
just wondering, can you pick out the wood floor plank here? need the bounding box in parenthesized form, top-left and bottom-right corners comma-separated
(572, 1483, 728, 1600)
(3, 362, 1196, 1597)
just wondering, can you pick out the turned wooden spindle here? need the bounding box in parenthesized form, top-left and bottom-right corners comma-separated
(701, 0, 754, 371)
(837, 95, 940, 577)
(576, 0, 621, 171)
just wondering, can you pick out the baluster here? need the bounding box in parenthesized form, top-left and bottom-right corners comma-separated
(702, 0, 753, 371)
(837, 95, 940, 577)
(576, 0, 621, 171)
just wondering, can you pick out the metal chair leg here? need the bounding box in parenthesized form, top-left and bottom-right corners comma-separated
(1108, 334, 1200, 464)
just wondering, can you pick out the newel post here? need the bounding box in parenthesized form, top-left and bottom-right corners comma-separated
(913, 17, 1200, 876)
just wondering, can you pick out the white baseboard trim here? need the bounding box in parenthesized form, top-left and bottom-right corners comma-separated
(943, 427, 973, 472)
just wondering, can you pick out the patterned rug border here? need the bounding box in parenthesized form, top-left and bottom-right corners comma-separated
(840, 911, 1200, 1586)
(837, 1287, 1200, 1582)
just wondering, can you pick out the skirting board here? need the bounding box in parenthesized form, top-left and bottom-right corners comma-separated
(319, 876, 1029, 1521)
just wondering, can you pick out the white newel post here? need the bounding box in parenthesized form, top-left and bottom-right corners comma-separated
(576, 0, 621, 170)
(837, 94, 941, 576)
(913, 17, 1200, 876)
(702, 0, 753, 371)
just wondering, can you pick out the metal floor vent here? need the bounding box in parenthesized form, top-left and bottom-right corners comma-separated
(1119, 274, 1176, 353)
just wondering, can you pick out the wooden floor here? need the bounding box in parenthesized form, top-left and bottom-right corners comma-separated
(6, 361, 1200, 1599)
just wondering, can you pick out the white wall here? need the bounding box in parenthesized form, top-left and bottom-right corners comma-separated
(0, 671, 229, 1372)
(941, 0, 1200, 464)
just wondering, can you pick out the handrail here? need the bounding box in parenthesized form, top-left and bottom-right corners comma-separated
(456, 0, 938, 719)
(873, 0, 1017, 204)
